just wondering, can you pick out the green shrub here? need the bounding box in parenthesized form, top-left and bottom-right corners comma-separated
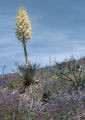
(8, 79, 16, 89)
(8, 78, 23, 89)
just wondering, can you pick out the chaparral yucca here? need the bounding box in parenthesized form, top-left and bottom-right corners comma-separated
(16, 6, 32, 68)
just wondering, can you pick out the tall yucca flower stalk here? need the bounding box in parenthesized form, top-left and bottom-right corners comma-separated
(16, 6, 32, 68)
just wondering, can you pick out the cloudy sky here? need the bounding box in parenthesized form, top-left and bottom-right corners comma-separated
(0, 0, 85, 73)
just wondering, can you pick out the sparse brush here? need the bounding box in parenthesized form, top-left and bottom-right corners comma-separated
(53, 57, 85, 90)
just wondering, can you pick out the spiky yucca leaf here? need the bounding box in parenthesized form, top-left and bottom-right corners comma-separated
(18, 64, 39, 87)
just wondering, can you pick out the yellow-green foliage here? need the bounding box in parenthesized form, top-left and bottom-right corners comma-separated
(16, 6, 32, 42)
(8, 78, 23, 89)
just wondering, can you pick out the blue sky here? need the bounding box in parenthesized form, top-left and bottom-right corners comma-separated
(0, 0, 85, 73)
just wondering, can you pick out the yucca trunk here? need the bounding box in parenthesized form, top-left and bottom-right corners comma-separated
(23, 41, 30, 68)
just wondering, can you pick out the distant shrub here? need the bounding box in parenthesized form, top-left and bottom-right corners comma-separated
(53, 57, 85, 90)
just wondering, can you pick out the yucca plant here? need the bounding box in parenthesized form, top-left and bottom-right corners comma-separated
(16, 5, 32, 68)
(18, 64, 39, 87)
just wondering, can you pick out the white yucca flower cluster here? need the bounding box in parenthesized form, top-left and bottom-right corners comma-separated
(16, 6, 32, 42)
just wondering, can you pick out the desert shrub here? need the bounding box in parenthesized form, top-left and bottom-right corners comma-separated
(8, 78, 23, 89)
(8, 79, 15, 89)
(54, 57, 85, 90)
(18, 63, 39, 87)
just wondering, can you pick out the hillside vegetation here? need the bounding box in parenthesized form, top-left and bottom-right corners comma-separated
(0, 57, 85, 120)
